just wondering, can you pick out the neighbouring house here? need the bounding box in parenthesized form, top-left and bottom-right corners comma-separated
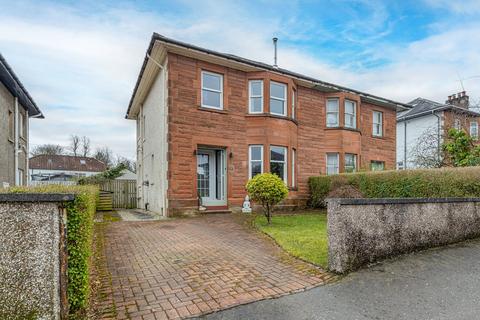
(29, 154, 107, 184)
(0, 53, 44, 187)
(397, 92, 480, 169)
(116, 168, 136, 180)
(126, 33, 409, 216)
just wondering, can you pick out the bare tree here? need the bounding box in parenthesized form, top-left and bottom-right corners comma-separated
(115, 155, 136, 173)
(81, 136, 91, 157)
(69, 135, 80, 156)
(31, 144, 65, 156)
(409, 127, 445, 168)
(93, 146, 114, 167)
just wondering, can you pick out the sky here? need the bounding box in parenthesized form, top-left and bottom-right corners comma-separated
(1, 0, 480, 160)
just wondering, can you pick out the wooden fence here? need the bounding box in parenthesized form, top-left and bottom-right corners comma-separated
(99, 180, 137, 209)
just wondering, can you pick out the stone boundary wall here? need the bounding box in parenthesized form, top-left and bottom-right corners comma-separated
(327, 197, 480, 273)
(0, 193, 74, 320)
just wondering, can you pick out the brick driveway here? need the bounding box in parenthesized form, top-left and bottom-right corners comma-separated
(96, 214, 335, 319)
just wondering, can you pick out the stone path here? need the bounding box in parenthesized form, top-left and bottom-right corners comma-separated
(95, 214, 335, 319)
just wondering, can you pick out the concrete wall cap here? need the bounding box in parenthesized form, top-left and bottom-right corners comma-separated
(0, 193, 75, 202)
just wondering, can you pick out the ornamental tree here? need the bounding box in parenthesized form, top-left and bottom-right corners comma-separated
(442, 128, 480, 167)
(246, 173, 289, 224)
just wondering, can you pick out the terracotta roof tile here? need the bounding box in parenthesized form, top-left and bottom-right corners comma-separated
(29, 155, 107, 172)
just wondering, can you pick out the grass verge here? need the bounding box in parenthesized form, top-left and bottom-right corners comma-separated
(254, 212, 328, 269)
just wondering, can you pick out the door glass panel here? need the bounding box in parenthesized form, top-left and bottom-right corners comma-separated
(197, 154, 210, 197)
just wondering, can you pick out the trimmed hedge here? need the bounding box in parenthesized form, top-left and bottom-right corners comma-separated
(309, 167, 480, 207)
(2, 185, 99, 314)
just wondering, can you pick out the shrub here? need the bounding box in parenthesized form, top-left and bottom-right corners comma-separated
(246, 173, 289, 224)
(1, 185, 99, 314)
(308, 167, 480, 207)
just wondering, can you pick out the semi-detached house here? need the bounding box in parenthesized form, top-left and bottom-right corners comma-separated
(126, 33, 409, 216)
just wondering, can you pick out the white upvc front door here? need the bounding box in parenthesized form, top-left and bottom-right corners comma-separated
(197, 149, 226, 206)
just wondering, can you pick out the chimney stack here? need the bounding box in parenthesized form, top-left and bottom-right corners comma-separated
(272, 37, 278, 69)
(446, 91, 470, 109)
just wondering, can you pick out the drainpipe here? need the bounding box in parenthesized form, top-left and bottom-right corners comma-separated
(432, 110, 441, 165)
(14, 97, 19, 185)
(403, 121, 407, 169)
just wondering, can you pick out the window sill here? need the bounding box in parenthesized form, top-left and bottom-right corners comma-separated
(372, 134, 384, 139)
(325, 126, 361, 134)
(289, 186, 298, 191)
(246, 113, 298, 125)
(198, 106, 228, 114)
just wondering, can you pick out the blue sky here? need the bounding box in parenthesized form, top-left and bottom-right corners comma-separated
(1, 0, 480, 159)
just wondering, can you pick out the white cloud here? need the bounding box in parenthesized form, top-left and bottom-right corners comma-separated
(1, 0, 479, 161)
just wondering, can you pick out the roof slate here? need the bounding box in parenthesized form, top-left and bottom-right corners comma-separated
(29, 155, 107, 172)
(398, 97, 480, 121)
(0, 53, 43, 118)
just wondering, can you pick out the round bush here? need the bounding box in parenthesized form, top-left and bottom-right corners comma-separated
(246, 173, 288, 223)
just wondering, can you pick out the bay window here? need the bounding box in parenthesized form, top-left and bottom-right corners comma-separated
(292, 89, 296, 119)
(326, 98, 339, 127)
(292, 148, 296, 187)
(326, 153, 339, 175)
(270, 146, 287, 182)
(249, 145, 263, 179)
(270, 81, 287, 116)
(249, 80, 263, 113)
(345, 100, 357, 129)
(345, 153, 357, 173)
(201, 71, 223, 109)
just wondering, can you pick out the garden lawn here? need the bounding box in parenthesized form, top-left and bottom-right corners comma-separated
(254, 212, 328, 268)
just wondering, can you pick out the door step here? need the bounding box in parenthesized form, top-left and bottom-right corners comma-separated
(201, 209, 232, 214)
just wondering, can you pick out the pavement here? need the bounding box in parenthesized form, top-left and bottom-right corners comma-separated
(204, 238, 480, 320)
(95, 213, 335, 319)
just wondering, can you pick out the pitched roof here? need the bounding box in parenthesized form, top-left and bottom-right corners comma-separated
(126, 33, 410, 118)
(397, 97, 480, 121)
(29, 155, 107, 172)
(0, 53, 43, 118)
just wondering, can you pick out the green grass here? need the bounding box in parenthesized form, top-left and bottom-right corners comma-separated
(254, 212, 328, 268)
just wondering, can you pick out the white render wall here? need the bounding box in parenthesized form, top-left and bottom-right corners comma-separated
(29, 169, 99, 178)
(396, 112, 441, 169)
(136, 61, 168, 216)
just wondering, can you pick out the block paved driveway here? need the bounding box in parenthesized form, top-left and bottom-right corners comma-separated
(96, 214, 335, 319)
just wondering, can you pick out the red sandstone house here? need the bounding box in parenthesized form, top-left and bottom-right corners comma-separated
(126, 33, 409, 216)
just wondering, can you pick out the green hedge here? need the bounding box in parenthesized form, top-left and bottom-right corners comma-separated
(3, 185, 99, 314)
(309, 167, 480, 207)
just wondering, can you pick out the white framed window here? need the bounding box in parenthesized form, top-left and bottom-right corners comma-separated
(326, 98, 339, 127)
(270, 146, 287, 182)
(292, 89, 296, 119)
(249, 80, 263, 113)
(249, 145, 263, 179)
(201, 71, 223, 110)
(345, 153, 357, 173)
(470, 121, 478, 139)
(19, 112, 25, 138)
(291, 148, 296, 187)
(345, 100, 357, 129)
(270, 81, 287, 116)
(371, 161, 385, 171)
(454, 118, 461, 130)
(326, 153, 339, 175)
(373, 111, 383, 137)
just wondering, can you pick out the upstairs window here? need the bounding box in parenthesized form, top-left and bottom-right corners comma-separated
(345, 153, 357, 173)
(270, 81, 287, 116)
(270, 146, 287, 182)
(249, 145, 263, 179)
(326, 153, 339, 175)
(345, 100, 357, 129)
(454, 118, 461, 130)
(19, 112, 25, 138)
(372, 111, 383, 137)
(8, 110, 14, 140)
(249, 80, 263, 114)
(326, 98, 339, 127)
(201, 71, 223, 110)
(292, 89, 296, 119)
(470, 121, 478, 139)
